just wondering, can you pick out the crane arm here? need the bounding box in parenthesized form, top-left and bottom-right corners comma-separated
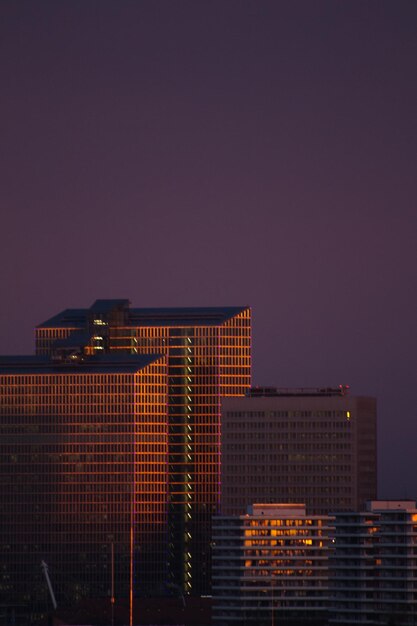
(41, 560, 57, 610)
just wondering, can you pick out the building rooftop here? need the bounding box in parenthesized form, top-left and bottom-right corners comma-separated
(37, 301, 249, 329)
(248, 503, 307, 517)
(0, 353, 163, 374)
(247, 385, 350, 397)
(90, 299, 130, 313)
(366, 500, 417, 512)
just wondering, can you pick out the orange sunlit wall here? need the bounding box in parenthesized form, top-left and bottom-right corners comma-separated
(132, 358, 168, 592)
(219, 309, 252, 397)
(36, 327, 78, 354)
(0, 355, 168, 609)
(107, 312, 251, 594)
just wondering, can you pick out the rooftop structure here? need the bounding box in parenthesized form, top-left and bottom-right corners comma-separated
(247, 385, 350, 397)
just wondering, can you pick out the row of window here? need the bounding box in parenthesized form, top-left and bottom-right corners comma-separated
(225, 411, 351, 419)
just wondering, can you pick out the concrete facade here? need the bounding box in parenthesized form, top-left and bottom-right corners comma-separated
(221, 386, 376, 516)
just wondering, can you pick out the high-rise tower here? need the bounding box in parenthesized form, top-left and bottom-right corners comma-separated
(0, 351, 168, 617)
(35, 299, 252, 595)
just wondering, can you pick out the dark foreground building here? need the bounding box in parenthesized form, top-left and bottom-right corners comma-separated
(0, 299, 251, 620)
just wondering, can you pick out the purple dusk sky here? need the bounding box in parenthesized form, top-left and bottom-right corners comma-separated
(0, 1, 416, 498)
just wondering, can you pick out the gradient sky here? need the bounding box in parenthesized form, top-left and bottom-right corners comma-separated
(1, 1, 416, 498)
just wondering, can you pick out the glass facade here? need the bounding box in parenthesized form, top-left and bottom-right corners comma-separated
(33, 300, 251, 596)
(0, 354, 167, 618)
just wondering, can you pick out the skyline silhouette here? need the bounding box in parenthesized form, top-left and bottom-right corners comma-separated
(0, 1, 416, 498)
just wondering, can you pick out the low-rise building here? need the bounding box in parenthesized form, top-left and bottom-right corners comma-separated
(212, 503, 334, 625)
(330, 500, 417, 625)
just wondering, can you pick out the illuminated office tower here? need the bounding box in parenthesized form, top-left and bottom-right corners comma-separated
(0, 351, 167, 617)
(35, 300, 252, 594)
(221, 386, 376, 516)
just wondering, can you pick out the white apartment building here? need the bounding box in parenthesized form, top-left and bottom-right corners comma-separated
(212, 503, 334, 625)
(330, 500, 417, 625)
